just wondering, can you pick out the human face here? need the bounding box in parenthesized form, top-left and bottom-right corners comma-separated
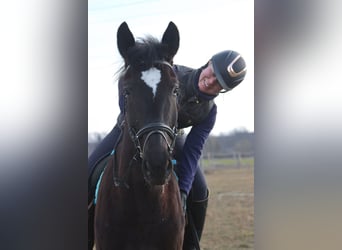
(198, 61, 223, 95)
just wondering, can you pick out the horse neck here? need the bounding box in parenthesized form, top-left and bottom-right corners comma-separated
(117, 127, 135, 153)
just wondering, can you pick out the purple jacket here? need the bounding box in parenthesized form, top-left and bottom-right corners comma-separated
(173, 64, 217, 194)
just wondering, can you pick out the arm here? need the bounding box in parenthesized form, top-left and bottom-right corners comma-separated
(177, 104, 217, 194)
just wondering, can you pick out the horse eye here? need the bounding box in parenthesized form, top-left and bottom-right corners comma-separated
(173, 86, 179, 96)
(123, 89, 130, 98)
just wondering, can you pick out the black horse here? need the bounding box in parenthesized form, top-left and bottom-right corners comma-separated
(94, 22, 185, 250)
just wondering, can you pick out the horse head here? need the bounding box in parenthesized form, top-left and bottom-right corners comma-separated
(117, 22, 180, 186)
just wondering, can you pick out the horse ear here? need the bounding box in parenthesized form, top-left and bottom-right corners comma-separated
(161, 22, 180, 61)
(117, 22, 135, 58)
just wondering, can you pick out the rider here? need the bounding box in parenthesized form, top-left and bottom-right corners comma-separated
(88, 50, 247, 250)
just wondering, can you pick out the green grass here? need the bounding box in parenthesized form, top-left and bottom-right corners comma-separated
(201, 157, 254, 168)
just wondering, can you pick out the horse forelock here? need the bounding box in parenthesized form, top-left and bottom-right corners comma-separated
(116, 36, 175, 96)
(124, 36, 168, 71)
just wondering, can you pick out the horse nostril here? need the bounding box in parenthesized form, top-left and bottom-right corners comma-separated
(143, 161, 151, 175)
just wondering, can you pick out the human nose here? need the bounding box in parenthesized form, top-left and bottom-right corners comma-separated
(208, 76, 217, 85)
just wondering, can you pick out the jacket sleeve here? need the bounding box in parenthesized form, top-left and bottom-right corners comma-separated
(177, 104, 217, 194)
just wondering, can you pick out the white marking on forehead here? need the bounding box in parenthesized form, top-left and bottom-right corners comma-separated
(141, 67, 161, 97)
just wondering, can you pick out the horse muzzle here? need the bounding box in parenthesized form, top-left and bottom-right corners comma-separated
(129, 122, 177, 186)
(142, 150, 173, 186)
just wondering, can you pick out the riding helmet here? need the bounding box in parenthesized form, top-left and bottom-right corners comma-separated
(211, 50, 247, 91)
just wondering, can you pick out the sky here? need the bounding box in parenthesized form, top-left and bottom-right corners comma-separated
(88, 0, 254, 135)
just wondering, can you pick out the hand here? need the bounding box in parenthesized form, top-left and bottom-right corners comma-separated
(180, 191, 187, 214)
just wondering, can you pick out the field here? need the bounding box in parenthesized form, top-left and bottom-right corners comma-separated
(200, 158, 254, 250)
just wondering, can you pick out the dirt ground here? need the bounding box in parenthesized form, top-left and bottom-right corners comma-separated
(200, 166, 254, 250)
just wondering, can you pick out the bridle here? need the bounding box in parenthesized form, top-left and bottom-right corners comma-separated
(127, 60, 178, 159)
(113, 60, 178, 188)
(129, 122, 178, 160)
